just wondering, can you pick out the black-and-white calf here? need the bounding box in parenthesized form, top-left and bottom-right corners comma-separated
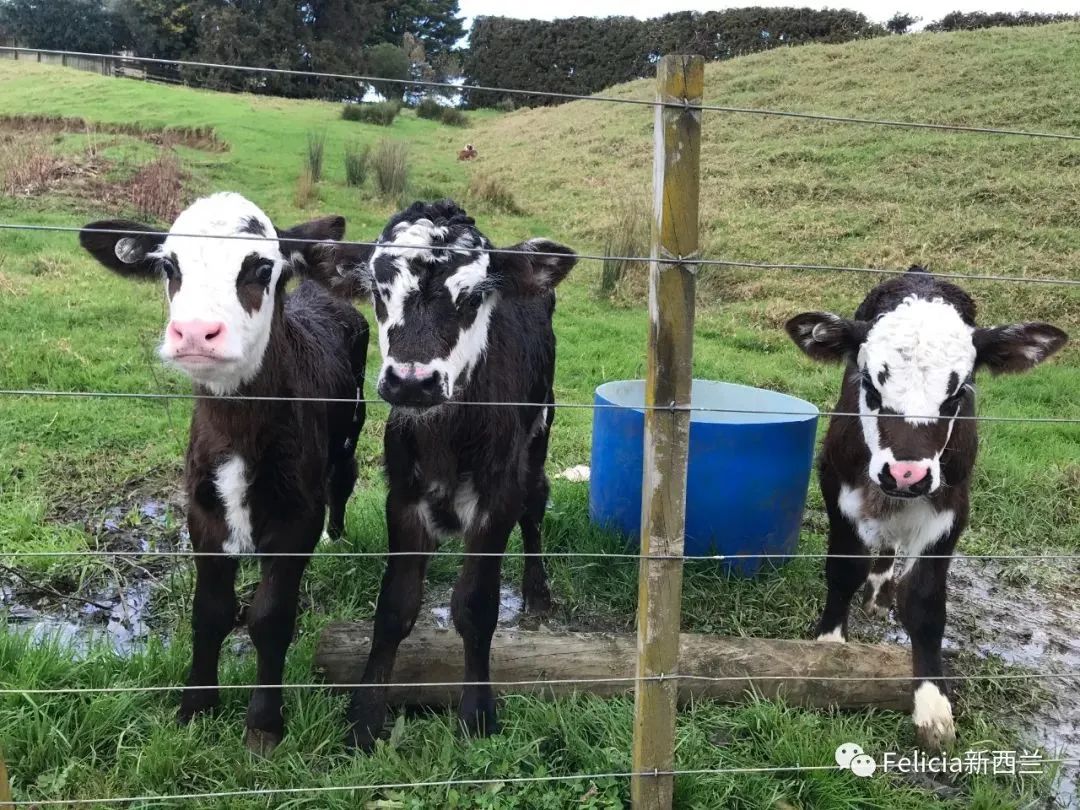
(330, 200, 576, 750)
(785, 266, 1067, 749)
(80, 193, 369, 754)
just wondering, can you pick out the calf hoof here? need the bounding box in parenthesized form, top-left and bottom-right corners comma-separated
(245, 727, 283, 758)
(345, 702, 386, 753)
(459, 696, 499, 738)
(913, 683, 956, 752)
(861, 580, 895, 618)
(522, 582, 553, 615)
(177, 693, 219, 725)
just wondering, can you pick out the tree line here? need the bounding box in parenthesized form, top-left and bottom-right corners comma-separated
(1, 2, 1077, 105)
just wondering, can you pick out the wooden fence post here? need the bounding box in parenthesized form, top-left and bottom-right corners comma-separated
(631, 54, 704, 810)
(0, 748, 13, 810)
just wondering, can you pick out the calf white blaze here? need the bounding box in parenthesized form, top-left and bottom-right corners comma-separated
(857, 296, 976, 494)
(151, 193, 288, 395)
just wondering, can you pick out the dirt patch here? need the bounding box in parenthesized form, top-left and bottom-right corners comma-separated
(0, 115, 227, 152)
(850, 556, 1080, 807)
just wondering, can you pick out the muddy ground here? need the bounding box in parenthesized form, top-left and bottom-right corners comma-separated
(3, 495, 1078, 806)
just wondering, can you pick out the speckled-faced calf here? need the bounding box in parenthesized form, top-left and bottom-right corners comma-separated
(80, 193, 369, 755)
(786, 266, 1067, 750)
(329, 200, 576, 750)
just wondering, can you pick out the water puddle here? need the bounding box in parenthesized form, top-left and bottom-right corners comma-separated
(851, 555, 1080, 807)
(1, 497, 183, 656)
(428, 586, 524, 630)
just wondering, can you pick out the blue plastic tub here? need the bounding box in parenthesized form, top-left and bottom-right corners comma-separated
(588, 379, 819, 574)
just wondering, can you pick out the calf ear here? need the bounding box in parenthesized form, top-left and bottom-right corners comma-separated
(497, 238, 577, 296)
(277, 216, 346, 267)
(974, 323, 1068, 374)
(79, 220, 166, 279)
(785, 312, 869, 363)
(310, 241, 375, 298)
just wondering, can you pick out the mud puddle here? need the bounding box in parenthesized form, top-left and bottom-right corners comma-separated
(850, 555, 1080, 807)
(1, 496, 187, 656)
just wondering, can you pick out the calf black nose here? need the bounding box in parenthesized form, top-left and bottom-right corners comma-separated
(379, 365, 446, 407)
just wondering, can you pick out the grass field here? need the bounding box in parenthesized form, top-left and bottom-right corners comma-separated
(0, 23, 1078, 808)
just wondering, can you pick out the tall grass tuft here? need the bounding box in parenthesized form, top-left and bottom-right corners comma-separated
(295, 166, 318, 208)
(305, 130, 326, 182)
(467, 173, 522, 215)
(600, 198, 649, 298)
(372, 139, 408, 198)
(344, 141, 370, 187)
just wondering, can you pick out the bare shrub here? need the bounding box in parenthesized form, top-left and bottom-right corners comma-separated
(467, 173, 523, 215)
(0, 140, 67, 196)
(306, 130, 326, 182)
(373, 139, 408, 199)
(344, 141, 370, 187)
(600, 198, 650, 298)
(129, 154, 186, 222)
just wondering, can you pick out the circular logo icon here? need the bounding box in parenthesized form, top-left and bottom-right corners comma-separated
(835, 743, 864, 768)
(850, 753, 877, 778)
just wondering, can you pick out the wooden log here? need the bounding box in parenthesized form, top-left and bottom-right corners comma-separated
(315, 623, 914, 712)
(634, 53, 704, 810)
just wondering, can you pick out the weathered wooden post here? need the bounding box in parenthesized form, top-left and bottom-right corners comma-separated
(0, 748, 12, 810)
(631, 54, 703, 810)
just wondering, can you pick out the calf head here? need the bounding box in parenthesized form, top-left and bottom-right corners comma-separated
(79, 192, 343, 395)
(786, 268, 1067, 498)
(338, 199, 576, 408)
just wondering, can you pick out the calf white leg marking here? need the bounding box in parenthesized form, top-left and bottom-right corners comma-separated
(453, 479, 486, 533)
(912, 681, 955, 746)
(816, 627, 846, 643)
(215, 455, 254, 555)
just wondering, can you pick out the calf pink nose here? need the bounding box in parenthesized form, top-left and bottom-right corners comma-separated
(410, 364, 436, 381)
(167, 319, 226, 351)
(393, 362, 435, 381)
(889, 461, 929, 487)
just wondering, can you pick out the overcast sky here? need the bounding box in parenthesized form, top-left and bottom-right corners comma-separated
(459, 0, 1079, 27)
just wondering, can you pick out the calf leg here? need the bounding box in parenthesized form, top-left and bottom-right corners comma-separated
(861, 548, 896, 617)
(345, 492, 433, 752)
(243, 518, 318, 756)
(179, 550, 238, 723)
(326, 456, 358, 541)
(453, 514, 515, 737)
(815, 516, 870, 641)
(896, 553, 955, 750)
(519, 475, 551, 614)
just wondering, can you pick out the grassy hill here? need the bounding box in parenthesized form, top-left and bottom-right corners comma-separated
(0, 23, 1077, 808)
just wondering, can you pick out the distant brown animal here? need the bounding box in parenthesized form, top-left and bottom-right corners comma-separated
(458, 143, 478, 161)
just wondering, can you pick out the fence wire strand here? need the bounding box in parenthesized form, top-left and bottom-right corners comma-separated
(2, 46, 1080, 142)
(6, 760, 1078, 806)
(2, 388, 1078, 425)
(2, 670, 1078, 698)
(3, 222, 1080, 287)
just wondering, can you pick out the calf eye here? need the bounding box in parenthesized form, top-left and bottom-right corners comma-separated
(255, 261, 274, 285)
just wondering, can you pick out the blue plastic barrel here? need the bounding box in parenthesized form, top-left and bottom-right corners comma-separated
(588, 379, 819, 574)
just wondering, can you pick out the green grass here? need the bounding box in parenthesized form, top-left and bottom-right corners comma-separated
(0, 23, 1077, 807)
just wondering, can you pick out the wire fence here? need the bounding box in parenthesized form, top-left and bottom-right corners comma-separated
(3, 46, 1080, 142)
(3, 223, 1080, 287)
(0, 44, 1078, 808)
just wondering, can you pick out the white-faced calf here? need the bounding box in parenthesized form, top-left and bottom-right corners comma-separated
(330, 200, 576, 750)
(79, 193, 369, 755)
(786, 266, 1067, 749)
